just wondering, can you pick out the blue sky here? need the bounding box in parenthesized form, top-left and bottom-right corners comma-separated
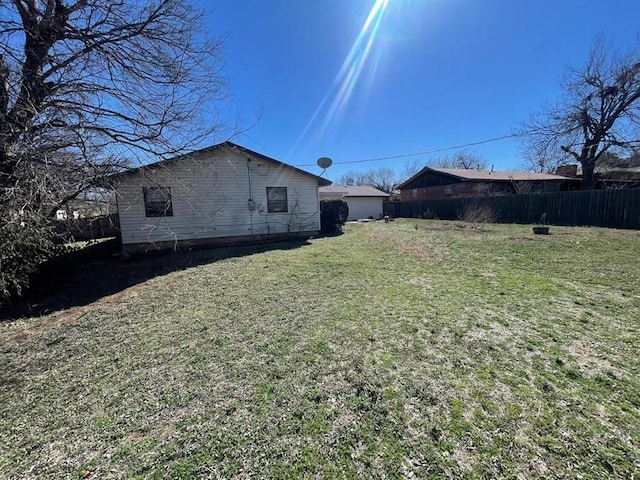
(203, 0, 639, 182)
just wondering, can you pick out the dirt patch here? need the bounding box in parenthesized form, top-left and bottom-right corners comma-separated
(400, 244, 433, 261)
(361, 229, 434, 262)
(8, 284, 142, 343)
(566, 340, 626, 378)
(421, 223, 492, 233)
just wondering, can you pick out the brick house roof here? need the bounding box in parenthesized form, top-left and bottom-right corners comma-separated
(398, 166, 577, 189)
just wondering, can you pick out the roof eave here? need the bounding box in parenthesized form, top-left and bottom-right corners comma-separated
(109, 141, 332, 186)
(397, 166, 465, 189)
(225, 142, 331, 186)
(344, 194, 390, 198)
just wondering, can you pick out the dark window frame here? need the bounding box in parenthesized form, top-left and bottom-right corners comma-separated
(266, 187, 288, 213)
(143, 186, 174, 217)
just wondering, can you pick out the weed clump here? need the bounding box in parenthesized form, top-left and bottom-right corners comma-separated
(458, 203, 497, 224)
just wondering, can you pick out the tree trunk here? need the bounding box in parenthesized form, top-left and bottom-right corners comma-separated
(581, 160, 597, 190)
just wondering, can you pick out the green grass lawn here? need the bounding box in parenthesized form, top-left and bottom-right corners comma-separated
(2, 220, 639, 479)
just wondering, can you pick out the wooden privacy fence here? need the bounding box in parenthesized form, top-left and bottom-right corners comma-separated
(384, 189, 640, 229)
(53, 213, 121, 242)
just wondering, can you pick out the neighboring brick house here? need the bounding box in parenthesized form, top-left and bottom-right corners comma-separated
(592, 166, 640, 189)
(397, 167, 581, 201)
(534, 164, 640, 189)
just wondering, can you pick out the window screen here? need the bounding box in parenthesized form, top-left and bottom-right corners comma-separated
(143, 186, 173, 217)
(266, 187, 288, 213)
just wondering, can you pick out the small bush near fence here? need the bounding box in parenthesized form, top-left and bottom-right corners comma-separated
(1, 237, 121, 310)
(421, 209, 438, 220)
(0, 218, 57, 306)
(1, 212, 120, 309)
(320, 199, 349, 234)
(457, 203, 497, 224)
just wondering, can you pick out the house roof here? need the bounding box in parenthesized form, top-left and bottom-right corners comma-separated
(319, 185, 390, 197)
(111, 141, 332, 186)
(397, 166, 577, 189)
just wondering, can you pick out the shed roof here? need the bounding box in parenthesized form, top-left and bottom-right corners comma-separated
(111, 142, 332, 186)
(320, 185, 390, 197)
(398, 166, 576, 189)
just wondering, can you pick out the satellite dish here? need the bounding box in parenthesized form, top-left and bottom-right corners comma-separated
(317, 157, 333, 169)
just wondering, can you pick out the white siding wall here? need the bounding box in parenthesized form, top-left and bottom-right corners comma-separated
(116, 150, 321, 245)
(345, 197, 384, 221)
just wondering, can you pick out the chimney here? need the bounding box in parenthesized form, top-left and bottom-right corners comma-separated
(555, 164, 578, 177)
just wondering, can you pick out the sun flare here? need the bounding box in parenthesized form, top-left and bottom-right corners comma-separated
(290, 0, 391, 154)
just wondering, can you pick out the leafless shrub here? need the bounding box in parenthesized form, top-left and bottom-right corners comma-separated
(421, 209, 438, 220)
(458, 203, 497, 224)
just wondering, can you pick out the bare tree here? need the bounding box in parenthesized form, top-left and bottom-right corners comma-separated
(335, 167, 398, 194)
(366, 167, 397, 193)
(0, 0, 227, 302)
(401, 158, 424, 180)
(429, 149, 488, 170)
(520, 151, 559, 173)
(336, 170, 366, 186)
(520, 39, 640, 189)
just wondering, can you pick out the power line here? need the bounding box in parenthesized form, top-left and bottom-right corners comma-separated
(294, 133, 522, 167)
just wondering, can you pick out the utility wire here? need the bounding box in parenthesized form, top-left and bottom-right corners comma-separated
(293, 133, 521, 167)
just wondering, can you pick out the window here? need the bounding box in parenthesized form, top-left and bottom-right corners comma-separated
(411, 188, 418, 199)
(266, 187, 288, 213)
(444, 186, 453, 196)
(143, 186, 173, 217)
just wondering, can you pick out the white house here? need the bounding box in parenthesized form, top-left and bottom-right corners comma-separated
(113, 142, 331, 253)
(319, 185, 390, 221)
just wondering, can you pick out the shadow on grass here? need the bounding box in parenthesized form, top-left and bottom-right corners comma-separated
(1, 237, 312, 322)
(315, 230, 345, 238)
